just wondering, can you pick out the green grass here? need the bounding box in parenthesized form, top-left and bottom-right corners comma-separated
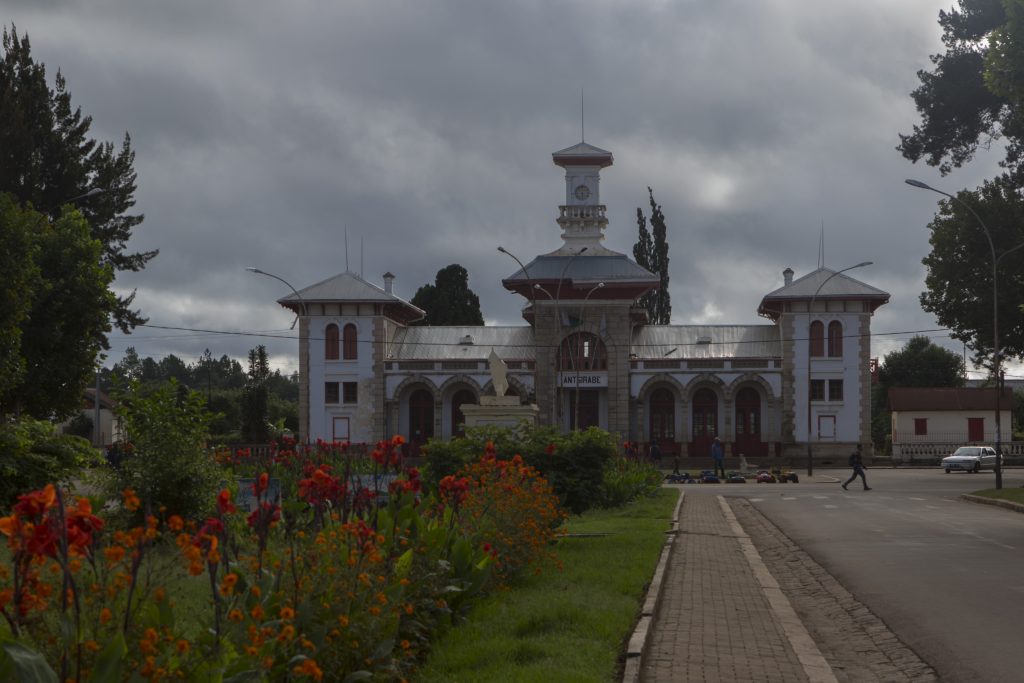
(416, 488, 679, 683)
(971, 487, 1024, 505)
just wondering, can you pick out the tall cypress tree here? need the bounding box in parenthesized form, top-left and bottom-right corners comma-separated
(648, 187, 671, 324)
(634, 188, 671, 324)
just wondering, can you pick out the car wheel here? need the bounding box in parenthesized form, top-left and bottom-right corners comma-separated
(973, 462, 981, 473)
(945, 468, 951, 473)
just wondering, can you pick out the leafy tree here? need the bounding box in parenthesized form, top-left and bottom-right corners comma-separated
(241, 345, 271, 442)
(918, 176, 1024, 366)
(0, 418, 100, 511)
(633, 187, 671, 324)
(1, 26, 155, 332)
(0, 194, 39, 399)
(0, 201, 115, 418)
(410, 264, 484, 326)
(898, 0, 1010, 177)
(110, 379, 220, 520)
(870, 336, 965, 448)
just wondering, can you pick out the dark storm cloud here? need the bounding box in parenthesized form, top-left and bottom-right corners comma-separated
(6, 0, 1013, 376)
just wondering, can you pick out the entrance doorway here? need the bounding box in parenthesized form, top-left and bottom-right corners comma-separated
(408, 388, 434, 455)
(691, 388, 718, 457)
(734, 387, 764, 457)
(649, 387, 676, 455)
(569, 390, 600, 430)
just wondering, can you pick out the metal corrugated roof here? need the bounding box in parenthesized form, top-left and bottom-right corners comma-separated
(632, 325, 781, 359)
(390, 326, 536, 361)
(505, 254, 658, 285)
(761, 268, 889, 300)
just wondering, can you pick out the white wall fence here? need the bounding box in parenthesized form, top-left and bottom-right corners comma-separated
(892, 441, 1024, 464)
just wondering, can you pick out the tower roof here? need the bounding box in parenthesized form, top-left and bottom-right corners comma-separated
(757, 267, 889, 319)
(552, 142, 614, 167)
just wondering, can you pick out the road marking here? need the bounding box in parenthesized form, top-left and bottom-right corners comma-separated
(909, 497, 926, 501)
(782, 497, 798, 501)
(812, 495, 828, 499)
(718, 496, 838, 683)
(823, 504, 838, 509)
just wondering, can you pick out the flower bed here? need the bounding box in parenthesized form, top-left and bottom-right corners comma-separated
(0, 437, 564, 681)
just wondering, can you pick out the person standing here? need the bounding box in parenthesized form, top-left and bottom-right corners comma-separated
(842, 444, 871, 491)
(711, 437, 726, 478)
(649, 441, 662, 468)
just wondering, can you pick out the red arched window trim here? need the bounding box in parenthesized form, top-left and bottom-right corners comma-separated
(343, 323, 358, 360)
(809, 321, 824, 358)
(325, 324, 340, 360)
(827, 321, 843, 357)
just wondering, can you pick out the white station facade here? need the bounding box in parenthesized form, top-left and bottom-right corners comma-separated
(275, 140, 889, 463)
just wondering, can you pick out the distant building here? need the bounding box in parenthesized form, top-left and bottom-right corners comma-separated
(889, 387, 1015, 462)
(271, 140, 889, 465)
(59, 388, 122, 447)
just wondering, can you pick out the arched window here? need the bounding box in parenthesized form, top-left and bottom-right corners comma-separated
(450, 388, 476, 438)
(809, 320, 824, 358)
(343, 323, 358, 360)
(325, 324, 339, 360)
(827, 321, 843, 357)
(558, 332, 607, 371)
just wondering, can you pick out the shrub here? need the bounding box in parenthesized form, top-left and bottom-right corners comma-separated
(106, 379, 222, 520)
(0, 418, 100, 511)
(422, 424, 618, 515)
(599, 456, 663, 508)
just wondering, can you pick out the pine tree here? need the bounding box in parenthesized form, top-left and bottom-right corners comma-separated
(1, 26, 155, 333)
(410, 264, 484, 326)
(633, 188, 671, 324)
(241, 346, 271, 443)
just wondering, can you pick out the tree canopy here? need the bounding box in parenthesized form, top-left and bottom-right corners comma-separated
(1, 26, 155, 332)
(410, 264, 484, 326)
(919, 176, 1024, 365)
(633, 187, 671, 324)
(898, 0, 1010, 178)
(0, 197, 114, 418)
(871, 335, 966, 447)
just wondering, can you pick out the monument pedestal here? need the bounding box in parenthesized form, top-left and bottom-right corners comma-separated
(461, 396, 539, 428)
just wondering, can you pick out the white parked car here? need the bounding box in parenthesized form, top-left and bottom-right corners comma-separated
(941, 446, 997, 473)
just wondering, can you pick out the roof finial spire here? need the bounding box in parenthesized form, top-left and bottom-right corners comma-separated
(818, 220, 825, 269)
(581, 88, 585, 142)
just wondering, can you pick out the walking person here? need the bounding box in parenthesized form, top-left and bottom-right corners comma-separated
(711, 436, 726, 478)
(842, 443, 871, 491)
(649, 441, 662, 468)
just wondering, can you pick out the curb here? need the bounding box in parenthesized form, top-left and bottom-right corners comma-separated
(621, 487, 684, 683)
(961, 493, 1024, 514)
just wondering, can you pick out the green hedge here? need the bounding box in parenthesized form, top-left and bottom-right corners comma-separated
(0, 418, 100, 511)
(421, 424, 620, 514)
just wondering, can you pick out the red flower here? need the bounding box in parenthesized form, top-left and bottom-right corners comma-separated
(253, 472, 270, 496)
(217, 489, 237, 515)
(545, 443, 556, 455)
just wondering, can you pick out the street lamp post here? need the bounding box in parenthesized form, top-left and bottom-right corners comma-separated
(246, 267, 308, 442)
(498, 246, 538, 402)
(574, 282, 605, 431)
(805, 261, 872, 476)
(905, 179, 1024, 489)
(245, 267, 308, 327)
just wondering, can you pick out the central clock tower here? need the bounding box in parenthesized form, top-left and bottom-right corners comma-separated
(552, 141, 614, 254)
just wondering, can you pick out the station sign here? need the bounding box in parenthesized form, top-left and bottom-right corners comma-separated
(559, 372, 608, 388)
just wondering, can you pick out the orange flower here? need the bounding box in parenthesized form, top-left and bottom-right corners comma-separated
(216, 489, 237, 515)
(250, 604, 265, 620)
(293, 659, 324, 681)
(167, 515, 184, 532)
(100, 607, 113, 624)
(228, 609, 244, 623)
(279, 606, 295, 620)
(122, 488, 141, 512)
(220, 573, 239, 595)
(176, 640, 190, 654)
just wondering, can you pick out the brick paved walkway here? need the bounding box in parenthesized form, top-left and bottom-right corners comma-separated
(642, 493, 813, 682)
(639, 492, 938, 683)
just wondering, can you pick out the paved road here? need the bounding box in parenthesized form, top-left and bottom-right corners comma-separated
(684, 468, 1024, 682)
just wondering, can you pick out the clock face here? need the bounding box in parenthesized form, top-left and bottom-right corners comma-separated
(574, 184, 591, 201)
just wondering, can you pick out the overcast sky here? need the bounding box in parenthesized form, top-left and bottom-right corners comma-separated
(8, 0, 1017, 379)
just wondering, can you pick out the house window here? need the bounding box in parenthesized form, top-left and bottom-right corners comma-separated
(809, 321, 825, 357)
(325, 382, 340, 404)
(827, 321, 843, 357)
(343, 324, 358, 360)
(828, 379, 843, 401)
(325, 324, 340, 360)
(810, 379, 825, 401)
(342, 382, 358, 404)
(914, 418, 928, 436)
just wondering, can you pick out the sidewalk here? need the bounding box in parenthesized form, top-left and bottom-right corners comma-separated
(639, 493, 834, 683)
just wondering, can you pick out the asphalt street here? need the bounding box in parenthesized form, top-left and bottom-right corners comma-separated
(682, 467, 1024, 682)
